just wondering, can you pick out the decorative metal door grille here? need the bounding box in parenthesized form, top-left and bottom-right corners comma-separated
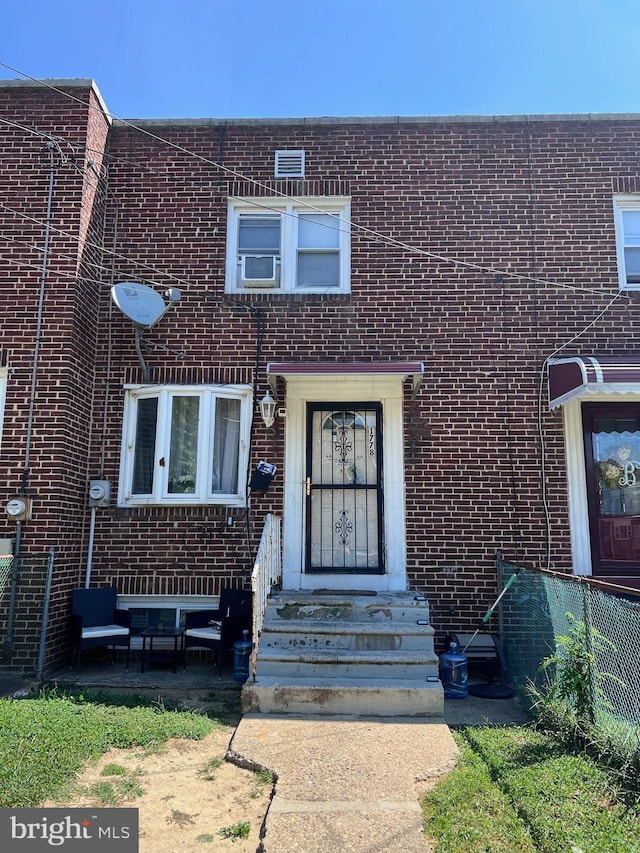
(305, 403, 384, 573)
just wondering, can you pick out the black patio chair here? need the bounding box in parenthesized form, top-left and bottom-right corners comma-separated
(71, 587, 131, 670)
(183, 588, 252, 677)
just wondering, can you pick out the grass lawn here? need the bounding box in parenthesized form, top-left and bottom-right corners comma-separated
(423, 726, 640, 853)
(0, 688, 218, 807)
(4, 688, 640, 852)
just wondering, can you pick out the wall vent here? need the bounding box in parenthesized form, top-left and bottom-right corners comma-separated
(275, 149, 305, 178)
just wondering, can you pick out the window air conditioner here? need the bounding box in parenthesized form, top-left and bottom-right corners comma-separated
(240, 254, 279, 287)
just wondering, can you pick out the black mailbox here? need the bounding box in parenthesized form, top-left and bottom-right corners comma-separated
(250, 461, 277, 492)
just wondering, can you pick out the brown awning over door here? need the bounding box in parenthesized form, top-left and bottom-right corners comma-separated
(548, 357, 640, 408)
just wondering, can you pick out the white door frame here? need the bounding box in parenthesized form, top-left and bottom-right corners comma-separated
(280, 374, 408, 591)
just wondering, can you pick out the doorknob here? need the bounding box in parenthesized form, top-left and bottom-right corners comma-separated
(306, 477, 311, 496)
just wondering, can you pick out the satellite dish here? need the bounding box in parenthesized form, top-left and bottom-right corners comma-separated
(111, 282, 170, 328)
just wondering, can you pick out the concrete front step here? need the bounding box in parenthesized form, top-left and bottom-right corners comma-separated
(266, 592, 432, 626)
(259, 620, 435, 653)
(242, 675, 444, 717)
(257, 647, 439, 680)
(248, 590, 442, 717)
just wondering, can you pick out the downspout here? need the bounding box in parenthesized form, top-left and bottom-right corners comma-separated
(85, 197, 118, 589)
(84, 509, 97, 589)
(4, 141, 59, 660)
(36, 546, 55, 680)
(245, 306, 265, 571)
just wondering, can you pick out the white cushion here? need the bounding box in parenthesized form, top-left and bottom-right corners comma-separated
(184, 627, 221, 641)
(81, 624, 129, 640)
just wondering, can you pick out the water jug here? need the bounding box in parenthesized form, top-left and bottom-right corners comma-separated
(232, 629, 252, 682)
(439, 641, 468, 699)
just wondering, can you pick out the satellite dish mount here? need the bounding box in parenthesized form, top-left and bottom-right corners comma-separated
(110, 282, 181, 381)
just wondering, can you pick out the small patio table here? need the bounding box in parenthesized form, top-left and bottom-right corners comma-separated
(140, 626, 184, 673)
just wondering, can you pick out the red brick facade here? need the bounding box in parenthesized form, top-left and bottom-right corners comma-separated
(2, 78, 640, 673)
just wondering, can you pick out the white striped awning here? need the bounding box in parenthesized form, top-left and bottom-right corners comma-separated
(548, 357, 640, 408)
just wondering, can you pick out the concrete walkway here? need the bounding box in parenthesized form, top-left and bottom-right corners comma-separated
(3, 664, 530, 852)
(230, 714, 456, 853)
(229, 694, 530, 853)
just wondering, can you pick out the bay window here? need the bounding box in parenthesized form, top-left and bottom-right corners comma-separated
(119, 385, 251, 507)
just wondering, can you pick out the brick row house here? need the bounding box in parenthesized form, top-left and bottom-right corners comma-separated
(2, 78, 640, 696)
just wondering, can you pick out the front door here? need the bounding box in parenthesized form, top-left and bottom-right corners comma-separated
(305, 403, 384, 573)
(583, 402, 640, 576)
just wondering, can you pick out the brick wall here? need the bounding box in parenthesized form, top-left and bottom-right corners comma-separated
(0, 82, 110, 672)
(4, 87, 640, 668)
(97, 118, 640, 625)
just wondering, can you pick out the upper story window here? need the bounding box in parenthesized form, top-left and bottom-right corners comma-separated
(225, 197, 351, 294)
(613, 195, 640, 290)
(118, 384, 252, 507)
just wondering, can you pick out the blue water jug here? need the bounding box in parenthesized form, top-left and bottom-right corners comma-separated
(232, 630, 252, 682)
(439, 641, 468, 699)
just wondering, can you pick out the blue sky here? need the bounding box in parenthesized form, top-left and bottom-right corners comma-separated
(1, 0, 639, 120)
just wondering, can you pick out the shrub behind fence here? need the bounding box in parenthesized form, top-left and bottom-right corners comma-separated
(498, 553, 640, 726)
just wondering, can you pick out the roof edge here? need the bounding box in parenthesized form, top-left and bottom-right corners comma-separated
(0, 77, 111, 125)
(113, 112, 640, 129)
(3, 77, 640, 128)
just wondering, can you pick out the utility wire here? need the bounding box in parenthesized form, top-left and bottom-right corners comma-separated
(1, 62, 634, 576)
(0, 62, 621, 299)
(0, 201, 204, 292)
(2, 178, 617, 300)
(536, 290, 625, 571)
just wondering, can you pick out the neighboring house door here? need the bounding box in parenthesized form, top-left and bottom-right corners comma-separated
(582, 402, 640, 577)
(305, 403, 384, 574)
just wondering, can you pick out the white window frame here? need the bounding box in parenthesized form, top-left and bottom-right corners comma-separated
(0, 367, 6, 453)
(117, 384, 252, 508)
(613, 195, 640, 290)
(225, 196, 351, 294)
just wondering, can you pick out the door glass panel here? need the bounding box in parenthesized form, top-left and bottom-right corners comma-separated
(313, 410, 377, 486)
(307, 406, 382, 573)
(591, 418, 640, 564)
(310, 489, 379, 569)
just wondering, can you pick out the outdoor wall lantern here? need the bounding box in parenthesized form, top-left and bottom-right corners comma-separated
(259, 393, 277, 429)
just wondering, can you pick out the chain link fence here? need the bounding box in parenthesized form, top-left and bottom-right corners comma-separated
(0, 555, 12, 602)
(0, 552, 53, 676)
(498, 552, 640, 727)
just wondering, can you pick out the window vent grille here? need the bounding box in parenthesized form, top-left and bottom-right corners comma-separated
(275, 149, 305, 178)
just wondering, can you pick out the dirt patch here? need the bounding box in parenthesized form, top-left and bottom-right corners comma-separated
(43, 686, 273, 853)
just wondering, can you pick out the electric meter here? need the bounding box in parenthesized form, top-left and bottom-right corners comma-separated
(5, 497, 31, 521)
